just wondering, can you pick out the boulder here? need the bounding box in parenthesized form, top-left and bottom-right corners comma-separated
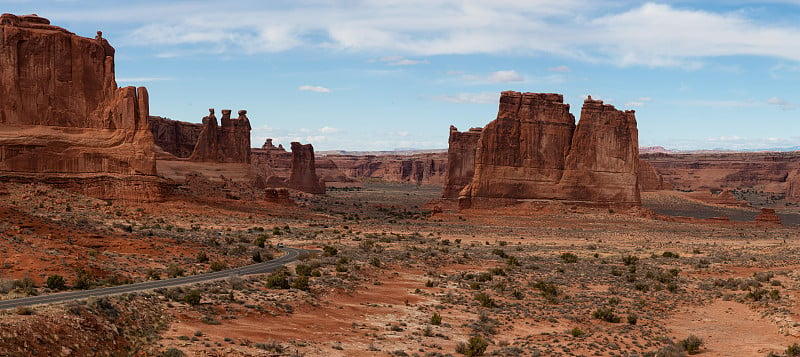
(286, 142, 325, 194)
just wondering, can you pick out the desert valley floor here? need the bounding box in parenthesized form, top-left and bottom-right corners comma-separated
(1, 182, 799, 356)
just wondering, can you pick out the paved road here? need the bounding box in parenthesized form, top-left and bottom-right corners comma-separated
(0, 247, 304, 310)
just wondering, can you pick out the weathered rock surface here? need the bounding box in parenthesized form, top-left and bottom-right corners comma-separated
(638, 160, 671, 191)
(788, 169, 800, 201)
(148, 116, 203, 158)
(287, 142, 325, 194)
(456, 91, 641, 208)
(190, 109, 251, 163)
(559, 97, 640, 205)
(442, 126, 482, 198)
(0, 14, 161, 200)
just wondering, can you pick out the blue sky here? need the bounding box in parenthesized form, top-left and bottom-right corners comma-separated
(6, 0, 800, 151)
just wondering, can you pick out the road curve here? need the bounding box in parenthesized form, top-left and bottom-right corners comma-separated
(0, 247, 305, 310)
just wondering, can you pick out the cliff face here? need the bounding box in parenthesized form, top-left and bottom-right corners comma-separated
(287, 142, 325, 194)
(441, 126, 482, 198)
(638, 160, 671, 191)
(0, 14, 160, 200)
(559, 97, 640, 205)
(788, 170, 800, 201)
(148, 116, 203, 158)
(190, 109, 251, 163)
(454, 91, 641, 208)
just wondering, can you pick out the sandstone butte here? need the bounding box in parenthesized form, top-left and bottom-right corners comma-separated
(149, 109, 251, 164)
(449, 91, 641, 209)
(0, 14, 163, 201)
(287, 142, 326, 194)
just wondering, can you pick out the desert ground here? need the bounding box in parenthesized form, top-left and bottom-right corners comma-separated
(1, 182, 799, 357)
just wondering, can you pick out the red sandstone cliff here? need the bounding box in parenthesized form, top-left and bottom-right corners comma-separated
(441, 126, 482, 198)
(148, 116, 203, 158)
(0, 14, 162, 200)
(287, 142, 325, 194)
(638, 160, 671, 191)
(455, 91, 641, 208)
(788, 169, 800, 201)
(559, 97, 640, 205)
(190, 109, 251, 163)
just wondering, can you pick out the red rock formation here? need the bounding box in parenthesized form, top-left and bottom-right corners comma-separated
(642, 151, 800, 200)
(786, 169, 800, 201)
(190, 109, 251, 163)
(461, 92, 576, 203)
(455, 91, 641, 208)
(442, 126, 482, 198)
(287, 142, 325, 194)
(0, 14, 161, 200)
(754, 208, 781, 224)
(148, 116, 203, 158)
(559, 97, 640, 205)
(261, 138, 285, 151)
(638, 160, 671, 191)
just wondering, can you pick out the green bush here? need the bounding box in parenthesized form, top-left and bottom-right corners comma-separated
(266, 270, 290, 289)
(570, 327, 584, 337)
(184, 290, 202, 306)
(787, 343, 800, 357)
(295, 263, 313, 277)
(455, 335, 488, 356)
(622, 255, 639, 266)
(532, 281, 559, 303)
(292, 276, 310, 291)
(679, 334, 703, 354)
(322, 245, 338, 256)
(592, 307, 620, 323)
(561, 252, 578, 263)
(196, 251, 209, 263)
(46, 275, 66, 290)
(431, 312, 442, 325)
(210, 261, 227, 272)
(166, 264, 185, 278)
(474, 292, 495, 308)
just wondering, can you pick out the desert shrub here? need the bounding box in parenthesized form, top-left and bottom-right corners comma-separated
(627, 312, 638, 325)
(455, 335, 489, 356)
(252, 250, 263, 263)
(210, 261, 227, 272)
(292, 276, 310, 291)
(662, 251, 680, 258)
(431, 312, 442, 325)
(787, 343, 800, 356)
(146, 269, 161, 280)
(196, 251, 209, 263)
(166, 264, 185, 278)
(754, 271, 774, 282)
(474, 292, 495, 308)
(295, 263, 313, 277)
(679, 335, 703, 354)
(370, 257, 381, 267)
(492, 249, 508, 258)
(622, 255, 639, 266)
(13, 277, 36, 295)
(184, 290, 202, 306)
(266, 270, 290, 289)
(748, 287, 768, 301)
(46, 275, 66, 290)
(560, 252, 578, 263)
(15, 306, 34, 315)
(322, 245, 338, 256)
(254, 234, 268, 248)
(531, 281, 559, 303)
(570, 327, 585, 337)
(160, 348, 186, 357)
(592, 307, 620, 323)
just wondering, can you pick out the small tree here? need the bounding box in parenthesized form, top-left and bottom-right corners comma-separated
(46, 275, 66, 290)
(455, 335, 488, 356)
(266, 270, 290, 289)
(292, 276, 310, 291)
(679, 335, 703, 355)
(196, 251, 209, 263)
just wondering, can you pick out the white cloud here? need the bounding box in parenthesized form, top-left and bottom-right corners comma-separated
(487, 70, 524, 83)
(371, 55, 429, 66)
(319, 126, 340, 134)
(766, 97, 797, 110)
(625, 97, 653, 108)
(548, 65, 570, 72)
(432, 92, 499, 104)
(298, 85, 331, 93)
(40, 2, 800, 67)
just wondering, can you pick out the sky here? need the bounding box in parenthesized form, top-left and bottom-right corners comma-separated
(6, 0, 800, 151)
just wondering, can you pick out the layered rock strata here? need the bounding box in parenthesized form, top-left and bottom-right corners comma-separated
(455, 91, 641, 208)
(0, 14, 161, 200)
